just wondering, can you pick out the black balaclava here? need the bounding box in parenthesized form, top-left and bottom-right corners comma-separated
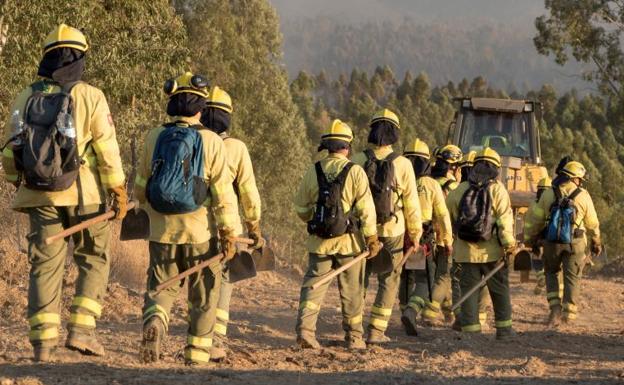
(553, 155, 574, 186)
(200, 107, 231, 134)
(167, 93, 206, 118)
(367, 120, 399, 146)
(468, 160, 499, 186)
(37, 47, 86, 85)
(461, 166, 473, 182)
(431, 160, 451, 178)
(408, 156, 431, 178)
(318, 139, 351, 153)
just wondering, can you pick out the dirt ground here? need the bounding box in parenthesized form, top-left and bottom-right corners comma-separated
(1, 255, 623, 385)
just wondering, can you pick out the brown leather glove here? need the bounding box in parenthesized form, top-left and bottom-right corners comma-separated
(590, 241, 602, 256)
(365, 234, 383, 260)
(246, 221, 266, 250)
(108, 185, 128, 220)
(503, 245, 517, 266)
(219, 229, 237, 262)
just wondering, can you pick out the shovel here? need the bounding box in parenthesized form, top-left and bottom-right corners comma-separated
(155, 237, 255, 293)
(120, 201, 150, 241)
(512, 248, 533, 271)
(227, 247, 257, 283)
(44, 202, 137, 245)
(252, 243, 276, 272)
(369, 246, 395, 275)
(311, 250, 371, 290)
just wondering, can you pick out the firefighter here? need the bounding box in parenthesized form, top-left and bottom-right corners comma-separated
(399, 139, 453, 336)
(1, 24, 126, 362)
(446, 148, 517, 339)
(524, 161, 601, 326)
(294, 119, 381, 350)
(352, 109, 423, 344)
(135, 72, 239, 366)
(201, 86, 264, 361)
(529, 176, 552, 295)
(423, 144, 462, 324)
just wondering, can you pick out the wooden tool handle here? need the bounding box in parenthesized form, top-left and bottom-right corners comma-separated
(44, 201, 136, 245)
(310, 251, 370, 290)
(155, 252, 224, 293)
(154, 238, 254, 293)
(398, 245, 417, 268)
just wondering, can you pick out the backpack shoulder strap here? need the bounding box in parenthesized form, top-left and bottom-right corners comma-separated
(61, 81, 81, 94)
(334, 162, 354, 186)
(385, 151, 400, 163)
(442, 179, 454, 192)
(364, 148, 377, 161)
(568, 187, 582, 201)
(314, 161, 329, 189)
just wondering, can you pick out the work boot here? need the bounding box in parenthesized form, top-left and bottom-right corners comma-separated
(33, 345, 55, 362)
(400, 307, 419, 336)
(495, 327, 517, 341)
(547, 307, 562, 328)
(296, 333, 320, 349)
(140, 317, 165, 363)
(346, 335, 367, 350)
(210, 337, 227, 362)
(65, 330, 106, 357)
(366, 329, 390, 345)
(561, 314, 575, 325)
(443, 311, 455, 325)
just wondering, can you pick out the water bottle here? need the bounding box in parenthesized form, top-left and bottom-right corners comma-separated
(10, 110, 24, 145)
(58, 112, 76, 139)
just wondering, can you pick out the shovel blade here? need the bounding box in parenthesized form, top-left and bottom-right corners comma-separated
(253, 246, 276, 271)
(227, 250, 257, 283)
(513, 249, 533, 271)
(370, 247, 394, 275)
(120, 208, 150, 241)
(405, 247, 426, 270)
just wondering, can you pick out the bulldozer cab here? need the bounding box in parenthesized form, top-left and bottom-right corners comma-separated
(450, 97, 548, 208)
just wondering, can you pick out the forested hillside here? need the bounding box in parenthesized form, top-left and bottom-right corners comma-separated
(290, 68, 624, 253)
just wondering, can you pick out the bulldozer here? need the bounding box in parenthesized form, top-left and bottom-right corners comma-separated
(448, 97, 549, 280)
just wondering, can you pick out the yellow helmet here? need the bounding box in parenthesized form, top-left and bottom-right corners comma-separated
(321, 119, 353, 143)
(537, 177, 552, 189)
(43, 24, 89, 54)
(404, 139, 430, 159)
(370, 108, 400, 129)
(560, 161, 587, 180)
(437, 144, 462, 164)
(206, 86, 233, 114)
(459, 150, 477, 168)
(475, 147, 502, 168)
(163, 72, 210, 98)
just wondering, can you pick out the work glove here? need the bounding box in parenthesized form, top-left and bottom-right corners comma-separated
(219, 228, 237, 263)
(108, 185, 128, 220)
(590, 241, 602, 256)
(245, 221, 266, 250)
(443, 244, 453, 258)
(503, 245, 516, 266)
(365, 234, 383, 260)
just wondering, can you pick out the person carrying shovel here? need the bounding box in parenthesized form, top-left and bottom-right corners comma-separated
(293, 119, 381, 350)
(133, 72, 239, 366)
(1, 24, 127, 362)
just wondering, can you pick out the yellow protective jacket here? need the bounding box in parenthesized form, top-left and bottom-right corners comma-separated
(134, 117, 238, 245)
(418, 176, 453, 247)
(524, 181, 601, 246)
(294, 153, 377, 256)
(352, 145, 423, 242)
(1, 81, 124, 209)
(208, 134, 261, 236)
(435, 175, 459, 197)
(447, 180, 516, 263)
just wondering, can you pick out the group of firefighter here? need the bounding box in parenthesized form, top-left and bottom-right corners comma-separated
(1, 25, 602, 365)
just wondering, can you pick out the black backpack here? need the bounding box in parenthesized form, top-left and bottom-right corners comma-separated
(457, 180, 496, 242)
(8, 81, 81, 191)
(363, 149, 399, 224)
(307, 162, 356, 239)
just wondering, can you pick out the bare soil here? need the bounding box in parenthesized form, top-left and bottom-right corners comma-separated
(1, 248, 623, 384)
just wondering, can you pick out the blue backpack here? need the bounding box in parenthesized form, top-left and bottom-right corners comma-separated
(545, 187, 582, 244)
(146, 123, 208, 214)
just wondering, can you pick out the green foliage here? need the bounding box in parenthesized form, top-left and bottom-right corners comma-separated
(534, 0, 624, 97)
(0, 0, 189, 160)
(178, 0, 312, 245)
(291, 69, 624, 254)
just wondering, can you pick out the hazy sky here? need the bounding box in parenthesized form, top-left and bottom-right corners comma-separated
(269, 0, 546, 25)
